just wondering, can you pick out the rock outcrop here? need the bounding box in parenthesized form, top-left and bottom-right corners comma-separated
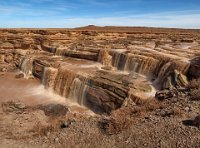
(0, 28, 199, 113)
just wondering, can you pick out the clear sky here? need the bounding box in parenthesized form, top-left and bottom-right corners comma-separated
(0, 0, 200, 28)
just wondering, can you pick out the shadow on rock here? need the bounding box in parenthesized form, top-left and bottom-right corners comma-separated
(182, 115, 200, 128)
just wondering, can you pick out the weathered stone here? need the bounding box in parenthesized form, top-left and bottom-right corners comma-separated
(85, 87, 121, 113)
(32, 59, 50, 78)
(64, 50, 98, 61)
(155, 90, 175, 100)
(0, 28, 199, 115)
(162, 69, 189, 90)
(14, 103, 26, 109)
(41, 44, 57, 53)
(38, 104, 68, 117)
(60, 119, 76, 128)
(98, 50, 112, 66)
(184, 107, 190, 112)
(101, 66, 112, 70)
(174, 70, 188, 88)
(15, 73, 25, 79)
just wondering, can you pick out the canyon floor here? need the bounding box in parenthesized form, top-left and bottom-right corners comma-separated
(0, 26, 200, 147)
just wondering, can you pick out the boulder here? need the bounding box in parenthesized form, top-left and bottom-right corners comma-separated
(163, 76, 174, 90)
(155, 90, 176, 100)
(38, 104, 68, 117)
(60, 119, 76, 128)
(174, 70, 188, 88)
(162, 69, 189, 89)
(15, 73, 25, 79)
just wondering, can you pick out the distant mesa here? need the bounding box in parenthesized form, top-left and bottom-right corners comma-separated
(75, 25, 99, 30)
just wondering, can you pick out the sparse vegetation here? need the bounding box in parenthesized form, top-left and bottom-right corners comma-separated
(99, 107, 133, 135)
(29, 118, 62, 137)
(187, 78, 200, 90)
(99, 98, 165, 135)
(188, 78, 200, 100)
(190, 88, 200, 100)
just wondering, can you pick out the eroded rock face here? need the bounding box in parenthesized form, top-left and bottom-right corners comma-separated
(0, 49, 22, 72)
(0, 28, 200, 113)
(98, 50, 112, 66)
(162, 69, 189, 90)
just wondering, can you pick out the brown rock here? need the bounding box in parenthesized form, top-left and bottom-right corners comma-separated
(98, 50, 112, 66)
(15, 73, 24, 79)
(155, 90, 176, 100)
(64, 50, 98, 61)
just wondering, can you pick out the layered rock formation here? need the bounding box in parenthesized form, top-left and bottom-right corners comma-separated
(0, 27, 200, 113)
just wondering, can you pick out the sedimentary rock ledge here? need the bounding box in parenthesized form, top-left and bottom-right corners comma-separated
(0, 27, 200, 113)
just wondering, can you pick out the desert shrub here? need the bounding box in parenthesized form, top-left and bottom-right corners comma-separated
(30, 122, 55, 137)
(99, 107, 133, 135)
(99, 101, 155, 135)
(186, 78, 200, 100)
(99, 97, 166, 135)
(187, 78, 200, 90)
(29, 118, 63, 137)
(190, 88, 200, 101)
(143, 98, 163, 111)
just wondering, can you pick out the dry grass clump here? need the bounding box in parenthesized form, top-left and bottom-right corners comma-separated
(31, 124, 56, 137)
(143, 98, 164, 111)
(190, 88, 200, 101)
(188, 78, 200, 100)
(99, 98, 163, 135)
(99, 107, 133, 135)
(29, 118, 63, 137)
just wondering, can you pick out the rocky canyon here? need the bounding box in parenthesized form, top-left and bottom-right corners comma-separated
(0, 26, 200, 147)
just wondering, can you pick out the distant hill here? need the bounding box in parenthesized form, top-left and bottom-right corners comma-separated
(0, 25, 200, 34)
(73, 25, 200, 34)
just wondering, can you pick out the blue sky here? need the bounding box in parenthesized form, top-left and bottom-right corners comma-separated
(0, 0, 200, 28)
